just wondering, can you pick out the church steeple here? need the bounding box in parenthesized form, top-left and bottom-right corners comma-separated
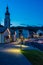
(4, 6, 10, 28)
(5, 6, 10, 15)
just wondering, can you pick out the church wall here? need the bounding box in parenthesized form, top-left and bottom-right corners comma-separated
(0, 33, 5, 43)
(1, 34, 4, 43)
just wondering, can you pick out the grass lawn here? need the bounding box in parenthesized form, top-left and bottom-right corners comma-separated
(21, 50, 43, 65)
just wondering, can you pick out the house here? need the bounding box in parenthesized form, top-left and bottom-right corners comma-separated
(3, 28, 11, 43)
(0, 26, 11, 43)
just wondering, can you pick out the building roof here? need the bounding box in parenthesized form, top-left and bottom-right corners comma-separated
(0, 24, 4, 27)
(0, 25, 15, 34)
(0, 26, 6, 33)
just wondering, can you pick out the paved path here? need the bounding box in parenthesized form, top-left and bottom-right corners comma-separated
(0, 51, 32, 65)
(0, 43, 32, 65)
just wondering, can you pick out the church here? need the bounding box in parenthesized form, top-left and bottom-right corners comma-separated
(0, 6, 16, 43)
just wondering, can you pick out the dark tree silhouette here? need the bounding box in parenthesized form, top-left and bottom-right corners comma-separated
(39, 33, 43, 36)
(18, 29, 22, 38)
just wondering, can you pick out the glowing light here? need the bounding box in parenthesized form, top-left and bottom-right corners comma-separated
(33, 34, 39, 38)
(3, 48, 21, 54)
(15, 45, 29, 48)
(22, 45, 29, 48)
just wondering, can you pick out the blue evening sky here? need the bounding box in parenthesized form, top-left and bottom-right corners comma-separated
(0, 0, 43, 26)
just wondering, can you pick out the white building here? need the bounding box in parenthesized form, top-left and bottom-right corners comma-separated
(0, 25, 11, 43)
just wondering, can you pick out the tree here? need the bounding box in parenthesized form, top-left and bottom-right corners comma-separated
(39, 33, 43, 36)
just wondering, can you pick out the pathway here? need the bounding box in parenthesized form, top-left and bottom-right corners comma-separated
(0, 43, 32, 65)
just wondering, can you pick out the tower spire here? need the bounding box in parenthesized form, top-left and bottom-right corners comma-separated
(5, 6, 10, 15)
(4, 6, 10, 28)
(6, 6, 8, 12)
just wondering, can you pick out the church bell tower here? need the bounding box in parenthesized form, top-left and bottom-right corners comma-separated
(4, 6, 10, 28)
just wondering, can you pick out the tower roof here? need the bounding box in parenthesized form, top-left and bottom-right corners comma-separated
(5, 6, 10, 15)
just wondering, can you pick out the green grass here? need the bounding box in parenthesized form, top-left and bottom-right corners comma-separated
(21, 50, 43, 65)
